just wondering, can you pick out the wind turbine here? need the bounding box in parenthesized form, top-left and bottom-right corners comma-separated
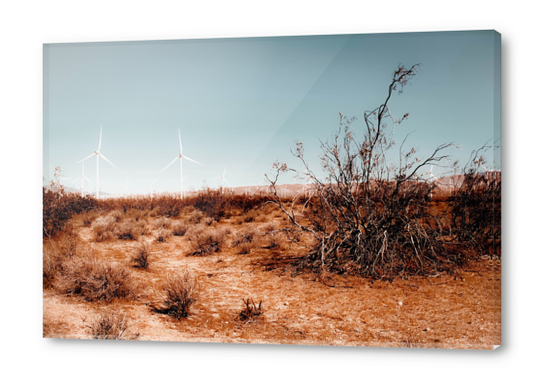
(77, 125, 118, 199)
(123, 178, 130, 197)
(72, 162, 92, 196)
(162, 129, 203, 199)
(212, 166, 230, 189)
(147, 179, 158, 201)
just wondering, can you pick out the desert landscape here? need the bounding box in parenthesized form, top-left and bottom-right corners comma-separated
(43, 167, 501, 349)
(43, 38, 501, 349)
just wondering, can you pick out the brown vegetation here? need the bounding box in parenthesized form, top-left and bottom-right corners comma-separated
(42, 66, 500, 348)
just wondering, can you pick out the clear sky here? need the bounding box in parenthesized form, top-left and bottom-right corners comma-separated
(43, 30, 500, 195)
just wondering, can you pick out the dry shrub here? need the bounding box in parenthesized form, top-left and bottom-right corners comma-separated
(188, 209, 205, 224)
(171, 220, 189, 236)
(155, 227, 173, 243)
(43, 232, 80, 288)
(108, 210, 124, 223)
(186, 225, 227, 256)
(237, 241, 256, 255)
(130, 241, 151, 269)
(153, 267, 198, 319)
(125, 208, 146, 221)
(91, 216, 116, 242)
(115, 219, 139, 240)
(239, 298, 263, 323)
(233, 226, 259, 254)
(265, 231, 285, 250)
(201, 217, 214, 226)
(81, 210, 100, 227)
(260, 222, 277, 234)
(153, 216, 172, 229)
(243, 209, 259, 223)
(87, 311, 136, 340)
(55, 252, 136, 302)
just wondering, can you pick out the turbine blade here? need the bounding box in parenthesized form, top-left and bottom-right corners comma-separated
(98, 124, 103, 151)
(71, 177, 80, 184)
(77, 152, 97, 164)
(183, 155, 204, 166)
(223, 165, 227, 176)
(211, 176, 222, 180)
(100, 153, 118, 169)
(178, 129, 183, 154)
(223, 178, 231, 186)
(162, 156, 179, 171)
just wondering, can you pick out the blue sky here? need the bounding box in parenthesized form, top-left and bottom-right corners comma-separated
(43, 30, 500, 195)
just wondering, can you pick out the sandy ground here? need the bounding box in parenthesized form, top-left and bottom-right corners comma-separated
(44, 214, 501, 349)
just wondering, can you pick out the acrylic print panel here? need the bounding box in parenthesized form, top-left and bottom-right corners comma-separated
(43, 30, 501, 349)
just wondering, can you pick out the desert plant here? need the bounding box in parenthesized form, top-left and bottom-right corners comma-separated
(155, 227, 173, 243)
(43, 167, 97, 237)
(87, 311, 133, 340)
(91, 216, 117, 242)
(55, 253, 136, 302)
(448, 146, 501, 257)
(186, 225, 227, 256)
(171, 220, 189, 236)
(267, 65, 463, 280)
(130, 241, 152, 269)
(108, 210, 124, 223)
(153, 267, 198, 319)
(81, 210, 100, 227)
(153, 216, 172, 229)
(239, 298, 263, 323)
(265, 231, 285, 250)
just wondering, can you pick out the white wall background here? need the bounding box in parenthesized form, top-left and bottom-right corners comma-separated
(0, 1, 538, 378)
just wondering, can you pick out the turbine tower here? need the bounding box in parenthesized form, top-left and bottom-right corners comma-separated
(72, 162, 92, 196)
(162, 129, 203, 199)
(77, 125, 118, 199)
(212, 166, 230, 189)
(147, 179, 158, 200)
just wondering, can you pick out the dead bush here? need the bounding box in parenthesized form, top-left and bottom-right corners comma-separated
(188, 209, 205, 224)
(265, 231, 285, 250)
(87, 311, 136, 340)
(260, 222, 277, 234)
(186, 225, 227, 256)
(55, 253, 136, 302)
(125, 208, 146, 221)
(108, 210, 124, 223)
(243, 209, 259, 223)
(91, 216, 116, 242)
(201, 217, 214, 226)
(153, 267, 198, 319)
(155, 227, 172, 242)
(171, 220, 189, 236)
(239, 298, 263, 323)
(237, 241, 256, 255)
(153, 216, 172, 230)
(233, 225, 259, 246)
(81, 210, 100, 227)
(43, 232, 81, 288)
(130, 241, 152, 269)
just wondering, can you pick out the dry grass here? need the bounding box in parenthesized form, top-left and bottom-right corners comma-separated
(171, 220, 189, 236)
(55, 251, 137, 302)
(152, 267, 198, 319)
(155, 227, 173, 242)
(239, 298, 264, 323)
(43, 194, 501, 348)
(87, 310, 136, 340)
(91, 215, 116, 242)
(153, 216, 172, 229)
(186, 225, 227, 256)
(130, 241, 152, 269)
